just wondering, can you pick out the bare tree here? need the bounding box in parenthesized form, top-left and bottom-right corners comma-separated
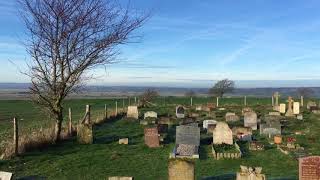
(209, 79, 235, 97)
(19, 0, 147, 142)
(185, 90, 196, 97)
(140, 88, 159, 107)
(297, 87, 314, 98)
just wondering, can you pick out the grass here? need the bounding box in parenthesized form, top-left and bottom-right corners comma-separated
(0, 96, 319, 179)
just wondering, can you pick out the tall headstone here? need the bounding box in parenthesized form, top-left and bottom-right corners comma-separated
(299, 156, 320, 180)
(244, 112, 257, 130)
(293, 102, 300, 115)
(279, 103, 286, 113)
(168, 160, 195, 180)
(236, 166, 266, 180)
(273, 92, 280, 111)
(176, 106, 185, 118)
(144, 127, 160, 148)
(176, 125, 200, 146)
(285, 96, 294, 117)
(301, 96, 304, 107)
(127, 106, 138, 119)
(212, 122, 233, 145)
(0, 171, 13, 180)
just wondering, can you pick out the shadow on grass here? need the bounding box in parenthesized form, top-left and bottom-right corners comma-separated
(201, 173, 235, 180)
(163, 125, 177, 144)
(199, 145, 209, 160)
(17, 176, 46, 180)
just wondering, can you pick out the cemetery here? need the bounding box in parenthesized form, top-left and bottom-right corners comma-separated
(0, 94, 320, 179)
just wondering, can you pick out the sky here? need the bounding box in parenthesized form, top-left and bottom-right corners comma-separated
(1, 0, 320, 88)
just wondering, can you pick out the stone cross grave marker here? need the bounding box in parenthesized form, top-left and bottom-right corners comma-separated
(299, 156, 320, 180)
(285, 96, 294, 117)
(127, 106, 138, 119)
(244, 112, 257, 130)
(168, 160, 195, 180)
(144, 111, 157, 119)
(0, 171, 13, 180)
(144, 127, 160, 148)
(212, 122, 233, 145)
(176, 106, 185, 118)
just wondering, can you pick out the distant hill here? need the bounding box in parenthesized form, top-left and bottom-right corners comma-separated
(0, 83, 320, 98)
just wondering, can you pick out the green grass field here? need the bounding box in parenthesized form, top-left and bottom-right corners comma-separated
(0, 97, 319, 179)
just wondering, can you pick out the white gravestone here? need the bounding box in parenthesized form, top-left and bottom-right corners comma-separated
(203, 120, 217, 129)
(144, 111, 157, 119)
(176, 106, 185, 118)
(293, 102, 300, 115)
(0, 171, 13, 180)
(127, 106, 139, 119)
(279, 104, 286, 113)
(212, 122, 233, 145)
(244, 112, 257, 130)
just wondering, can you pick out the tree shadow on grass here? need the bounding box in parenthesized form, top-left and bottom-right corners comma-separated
(201, 173, 235, 180)
(199, 145, 209, 160)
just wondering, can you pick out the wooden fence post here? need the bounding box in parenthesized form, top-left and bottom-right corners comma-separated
(115, 101, 118, 115)
(68, 108, 72, 135)
(84, 105, 90, 124)
(13, 117, 18, 156)
(104, 104, 107, 119)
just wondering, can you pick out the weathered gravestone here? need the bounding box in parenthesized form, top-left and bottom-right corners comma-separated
(0, 171, 13, 180)
(195, 105, 202, 111)
(293, 102, 300, 115)
(144, 127, 160, 148)
(77, 105, 93, 144)
(307, 101, 317, 110)
(225, 112, 240, 122)
(244, 112, 257, 130)
(144, 111, 157, 119)
(175, 125, 200, 157)
(236, 165, 266, 180)
(108, 177, 133, 180)
(242, 107, 253, 116)
(279, 103, 286, 113)
(260, 120, 281, 138)
(299, 156, 320, 180)
(212, 122, 233, 145)
(203, 120, 217, 129)
(127, 106, 139, 119)
(119, 138, 129, 145)
(273, 92, 280, 111)
(168, 160, 195, 180)
(176, 106, 185, 118)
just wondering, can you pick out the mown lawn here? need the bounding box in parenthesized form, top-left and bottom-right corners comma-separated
(0, 97, 319, 179)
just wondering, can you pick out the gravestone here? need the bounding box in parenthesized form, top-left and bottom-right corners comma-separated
(236, 166, 266, 180)
(244, 112, 257, 130)
(242, 107, 253, 115)
(127, 106, 139, 119)
(260, 120, 281, 137)
(144, 127, 160, 148)
(273, 92, 280, 111)
(293, 102, 300, 115)
(212, 122, 233, 145)
(0, 171, 13, 180)
(307, 101, 317, 110)
(108, 177, 133, 180)
(77, 124, 93, 144)
(176, 125, 200, 146)
(176, 106, 185, 118)
(225, 112, 240, 122)
(299, 156, 320, 180)
(279, 104, 286, 113)
(285, 96, 294, 117)
(168, 160, 194, 180)
(203, 120, 217, 129)
(144, 111, 157, 119)
(195, 105, 202, 111)
(119, 138, 129, 145)
(269, 111, 281, 116)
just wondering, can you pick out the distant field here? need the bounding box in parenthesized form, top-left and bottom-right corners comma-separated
(0, 96, 319, 179)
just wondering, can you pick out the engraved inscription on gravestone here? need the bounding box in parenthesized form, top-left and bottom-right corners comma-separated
(144, 127, 160, 148)
(299, 156, 320, 180)
(168, 160, 195, 180)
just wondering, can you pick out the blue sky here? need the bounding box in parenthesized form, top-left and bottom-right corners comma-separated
(1, 0, 320, 87)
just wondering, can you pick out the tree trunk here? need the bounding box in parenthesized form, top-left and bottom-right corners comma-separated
(53, 112, 63, 143)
